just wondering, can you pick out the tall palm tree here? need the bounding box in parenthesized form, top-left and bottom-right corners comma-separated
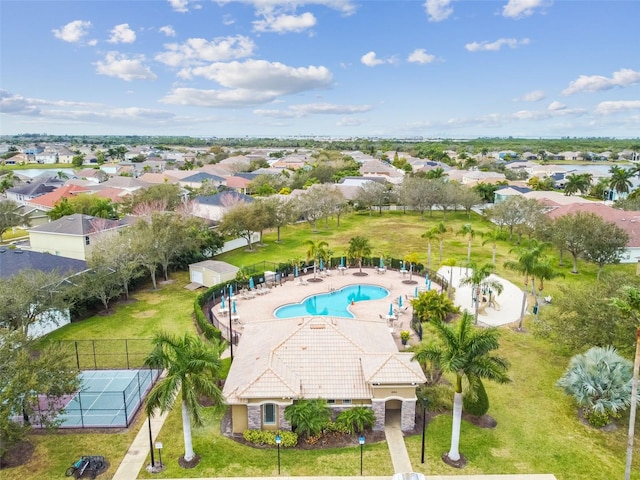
(404, 252, 419, 281)
(608, 165, 634, 199)
(431, 222, 449, 264)
(563, 173, 592, 196)
(413, 313, 510, 464)
(456, 224, 475, 265)
(144, 332, 225, 464)
(481, 228, 507, 265)
(610, 286, 640, 480)
(303, 239, 329, 279)
(459, 262, 504, 325)
(347, 236, 372, 274)
(421, 229, 438, 270)
(504, 240, 548, 330)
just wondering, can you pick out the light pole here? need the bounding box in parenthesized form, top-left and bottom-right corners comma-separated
(421, 396, 429, 464)
(155, 441, 163, 468)
(147, 416, 155, 468)
(275, 433, 282, 475)
(228, 285, 233, 360)
(358, 435, 365, 475)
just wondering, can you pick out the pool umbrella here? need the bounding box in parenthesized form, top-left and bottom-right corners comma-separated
(232, 300, 237, 315)
(340, 257, 344, 267)
(229, 284, 234, 297)
(427, 280, 432, 291)
(249, 277, 255, 289)
(414, 286, 418, 298)
(426, 275, 429, 285)
(319, 259, 324, 271)
(295, 265, 299, 277)
(398, 296, 403, 308)
(379, 257, 384, 268)
(389, 304, 394, 316)
(221, 295, 226, 309)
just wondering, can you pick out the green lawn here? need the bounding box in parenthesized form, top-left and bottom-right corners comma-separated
(7, 209, 640, 479)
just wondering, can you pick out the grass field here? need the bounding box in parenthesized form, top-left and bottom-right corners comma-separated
(6, 209, 639, 479)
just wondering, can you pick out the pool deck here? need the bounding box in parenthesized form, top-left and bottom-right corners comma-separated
(215, 267, 429, 347)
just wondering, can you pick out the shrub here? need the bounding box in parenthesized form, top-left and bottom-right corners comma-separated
(336, 407, 375, 434)
(463, 378, 490, 417)
(284, 399, 331, 438)
(242, 429, 298, 447)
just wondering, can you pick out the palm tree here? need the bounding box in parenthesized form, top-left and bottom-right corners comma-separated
(609, 165, 634, 199)
(144, 332, 225, 464)
(425, 167, 445, 179)
(336, 406, 375, 434)
(610, 286, 640, 480)
(481, 228, 507, 265)
(421, 229, 438, 270)
(459, 262, 504, 325)
(531, 257, 563, 308)
(0, 199, 31, 242)
(284, 399, 331, 438)
(404, 252, 419, 281)
(304, 239, 328, 280)
(442, 257, 457, 299)
(431, 222, 449, 264)
(347, 236, 372, 274)
(456, 224, 475, 265)
(413, 312, 510, 464)
(563, 173, 592, 196)
(504, 241, 548, 330)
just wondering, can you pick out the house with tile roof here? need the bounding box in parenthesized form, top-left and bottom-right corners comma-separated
(546, 202, 640, 263)
(223, 316, 426, 434)
(26, 184, 90, 210)
(28, 213, 126, 260)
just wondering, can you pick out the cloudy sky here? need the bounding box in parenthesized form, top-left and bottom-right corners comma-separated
(1, 0, 639, 138)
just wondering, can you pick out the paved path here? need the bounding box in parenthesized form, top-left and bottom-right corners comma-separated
(384, 410, 413, 474)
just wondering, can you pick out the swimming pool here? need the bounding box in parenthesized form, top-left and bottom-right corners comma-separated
(274, 284, 389, 319)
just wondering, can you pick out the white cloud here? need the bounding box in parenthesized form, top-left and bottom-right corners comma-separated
(465, 37, 530, 52)
(168, 0, 190, 13)
(156, 35, 255, 67)
(502, 0, 550, 19)
(254, 102, 372, 118)
(223, 15, 236, 26)
(548, 100, 566, 111)
(162, 59, 333, 108)
(52, 20, 92, 43)
(337, 117, 364, 127)
(108, 24, 136, 44)
(253, 12, 317, 33)
(159, 25, 176, 37)
(361, 51, 387, 67)
(424, 0, 453, 22)
(227, 0, 356, 16)
(562, 68, 640, 96)
(95, 52, 157, 82)
(595, 100, 640, 115)
(407, 49, 436, 64)
(517, 90, 546, 102)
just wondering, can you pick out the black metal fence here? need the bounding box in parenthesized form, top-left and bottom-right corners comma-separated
(56, 339, 154, 370)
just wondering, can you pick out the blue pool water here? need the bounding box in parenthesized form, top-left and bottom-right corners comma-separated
(274, 284, 389, 319)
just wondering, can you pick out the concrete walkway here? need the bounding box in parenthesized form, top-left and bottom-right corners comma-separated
(111, 409, 170, 480)
(384, 410, 413, 474)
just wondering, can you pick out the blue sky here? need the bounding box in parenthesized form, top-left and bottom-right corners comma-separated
(1, 0, 639, 138)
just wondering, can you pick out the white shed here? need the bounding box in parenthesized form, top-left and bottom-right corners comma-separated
(188, 260, 239, 287)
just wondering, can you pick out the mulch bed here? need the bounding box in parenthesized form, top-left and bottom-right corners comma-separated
(0, 440, 34, 469)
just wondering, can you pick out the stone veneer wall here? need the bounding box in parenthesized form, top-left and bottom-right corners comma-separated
(278, 406, 291, 430)
(401, 399, 416, 431)
(372, 400, 386, 431)
(247, 404, 262, 430)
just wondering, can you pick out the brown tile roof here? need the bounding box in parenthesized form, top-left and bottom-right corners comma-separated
(27, 185, 89, 208)
(546, 202, 640, 247)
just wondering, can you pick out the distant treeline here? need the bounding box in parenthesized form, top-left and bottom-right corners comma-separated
(1, 134, 638, 155)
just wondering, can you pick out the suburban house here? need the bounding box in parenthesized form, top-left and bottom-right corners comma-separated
(5, 176, 65, 202)
(188, 260, 239, 287)
(26, 184, 90, 210)
(222, 317, 426, 435)
(28, 214, 126, 260)
(546, 202, 640, 263)
(193, 191, 254, 222)
(0, 248, 88, 337)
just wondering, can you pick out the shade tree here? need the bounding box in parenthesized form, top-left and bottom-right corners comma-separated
(0, 199, 31, 241)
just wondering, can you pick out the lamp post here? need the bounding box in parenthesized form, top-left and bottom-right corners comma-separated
(228, 285, 233, 360)
(275, 433, 282, 475)
(358, 435, 365, 475)
(147, 416, 155, 468)
(421, 396, 429, 464)
(155, 441, 163, 467)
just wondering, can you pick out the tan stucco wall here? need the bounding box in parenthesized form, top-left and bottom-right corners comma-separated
(29, 232, 87, 260)
(372, 386, 416, 400)
(231, 405, 248, 434)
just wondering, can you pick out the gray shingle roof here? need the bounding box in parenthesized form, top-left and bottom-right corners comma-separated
(29, 214, 123, 236)
(0, 248, 87, 279)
